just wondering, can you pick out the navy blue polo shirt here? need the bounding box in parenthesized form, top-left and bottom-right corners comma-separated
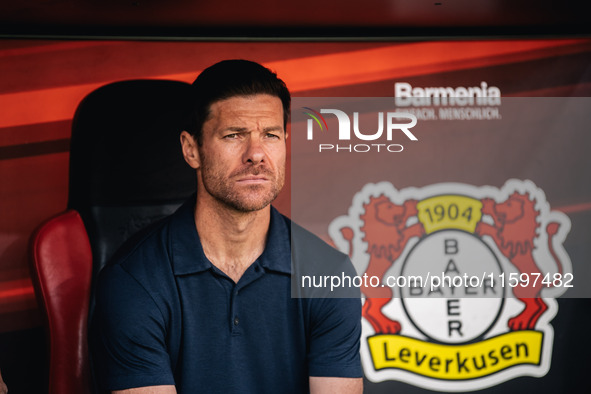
(92, 197, 362, 393)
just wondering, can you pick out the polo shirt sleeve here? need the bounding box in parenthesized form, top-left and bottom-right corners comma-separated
(307, 296, 363, 378)
(91, 263, 175, 390)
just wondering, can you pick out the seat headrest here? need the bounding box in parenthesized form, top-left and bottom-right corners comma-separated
(68, 79, 196, 208)
(67, 79, 197, 272)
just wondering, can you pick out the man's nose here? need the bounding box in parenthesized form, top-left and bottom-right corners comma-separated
(244, 136, 265, 164)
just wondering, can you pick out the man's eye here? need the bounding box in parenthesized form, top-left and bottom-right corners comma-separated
(223, 133, 239, 139)
(266, 133, 281, 139)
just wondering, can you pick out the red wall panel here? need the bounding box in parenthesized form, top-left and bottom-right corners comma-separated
(1, 38, 591, 334)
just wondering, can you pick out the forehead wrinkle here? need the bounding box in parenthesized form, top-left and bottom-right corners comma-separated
(222, 120, 283, 132)
(226, 126, 249, 132)
(207, 95, 284, 133)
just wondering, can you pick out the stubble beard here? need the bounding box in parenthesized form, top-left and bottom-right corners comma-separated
(199, 155, 284, 213)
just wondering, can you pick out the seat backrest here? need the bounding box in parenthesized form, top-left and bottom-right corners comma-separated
(67, 79, 196, 277)
(30, 79, 196, 394)
(29, 210, 93, 394)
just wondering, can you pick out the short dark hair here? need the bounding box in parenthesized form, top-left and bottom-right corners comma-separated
(185, 59, 291, 144)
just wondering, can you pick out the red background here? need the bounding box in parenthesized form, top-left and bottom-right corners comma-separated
(1, 37, 591, 392)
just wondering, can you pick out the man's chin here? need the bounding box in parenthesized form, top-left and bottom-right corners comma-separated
(221, 191, 279, 213)
(228, 200, 274, 213)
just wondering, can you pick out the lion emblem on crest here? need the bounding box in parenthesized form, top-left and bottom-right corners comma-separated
(476, 192, 565, 330)
(341, 196, 424, 333)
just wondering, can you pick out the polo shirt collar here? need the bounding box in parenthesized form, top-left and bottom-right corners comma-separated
(170, 195, 291, 276)
(258, 205, 291, 275)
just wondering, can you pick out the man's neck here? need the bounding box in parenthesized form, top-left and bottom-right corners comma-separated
(194, 197, 271, 283)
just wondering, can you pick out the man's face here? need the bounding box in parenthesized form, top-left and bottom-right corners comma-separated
(196, 94, 286, 212)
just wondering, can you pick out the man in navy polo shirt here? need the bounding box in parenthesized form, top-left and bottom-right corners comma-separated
(92, 60, 363, 393)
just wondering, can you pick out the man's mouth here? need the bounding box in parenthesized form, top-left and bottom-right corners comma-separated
(233, 166, 273, 182)
(237, 175, 269, 184)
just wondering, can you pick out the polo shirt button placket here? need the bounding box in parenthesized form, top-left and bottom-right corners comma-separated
(231, 284, 241, 334)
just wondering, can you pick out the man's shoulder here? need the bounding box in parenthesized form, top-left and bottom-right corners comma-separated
(98, 208, 182, 295)
(106, 197, 195, 273)
(281, 208, 347, 263)
(95, 213, 180, 315)
(110, 216, 171, 269)
(271, 206, 343, 258)
(285, 212, 360, 298)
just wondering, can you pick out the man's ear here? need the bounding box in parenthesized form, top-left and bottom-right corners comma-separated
(180, 131, 201, 169)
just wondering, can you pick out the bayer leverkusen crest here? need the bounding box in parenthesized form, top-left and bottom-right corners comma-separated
(329, 179, 572, 392)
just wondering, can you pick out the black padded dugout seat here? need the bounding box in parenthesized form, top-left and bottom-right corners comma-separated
(68, 79, 196, 278)
(29, 79, 196, 394)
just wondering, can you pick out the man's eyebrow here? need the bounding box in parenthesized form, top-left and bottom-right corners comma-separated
(223, 126, 284, 132)
(263, 126, 284, 132)
(225, 127, 248, 132)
